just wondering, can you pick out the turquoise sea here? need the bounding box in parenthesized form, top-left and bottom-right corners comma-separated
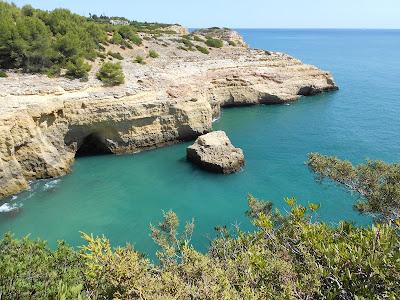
(1, 29, 400, 256)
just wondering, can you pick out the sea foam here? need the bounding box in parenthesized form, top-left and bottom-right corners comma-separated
(0, 202, 21, 213)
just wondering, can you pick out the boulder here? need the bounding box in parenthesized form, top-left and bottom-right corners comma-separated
(187, 131, 244, 174)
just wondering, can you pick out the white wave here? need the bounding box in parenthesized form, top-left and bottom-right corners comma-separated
(212, 115, 221, 122)
(0, 202, 21, 213)
(43, 179, 61, 190)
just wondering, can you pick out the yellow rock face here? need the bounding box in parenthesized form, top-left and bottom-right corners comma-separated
(0, 29, 337, 198)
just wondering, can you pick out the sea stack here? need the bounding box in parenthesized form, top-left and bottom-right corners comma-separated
(187, 131, 244, 174)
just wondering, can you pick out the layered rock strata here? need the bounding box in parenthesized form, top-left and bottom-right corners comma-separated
(0, 28, 338, 198)
(187, 131, 244, 174)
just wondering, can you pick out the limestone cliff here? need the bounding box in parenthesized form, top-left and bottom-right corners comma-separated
(0, 28, 337, 199)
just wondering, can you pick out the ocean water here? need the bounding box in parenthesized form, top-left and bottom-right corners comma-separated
(1, 30, 400, 256)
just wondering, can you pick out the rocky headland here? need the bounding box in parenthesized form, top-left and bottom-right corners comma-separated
(0, 27, 338, 198)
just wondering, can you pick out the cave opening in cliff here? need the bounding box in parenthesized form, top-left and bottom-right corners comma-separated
(75, 133, 113, 157)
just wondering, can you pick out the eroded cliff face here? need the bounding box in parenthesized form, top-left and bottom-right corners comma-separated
(0, 29, 337, 199)
(0, 95, 212, 198)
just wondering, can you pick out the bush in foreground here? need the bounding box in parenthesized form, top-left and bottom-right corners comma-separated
(0, 71, 7, 77)
(0, 197, 399, 299)
(308, 153, 400, 223)
(1, 154, 399, 299)
(96, 62, 124, 86)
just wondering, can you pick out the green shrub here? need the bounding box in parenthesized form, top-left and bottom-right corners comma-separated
(110, 32, 123, 44)
(179, 38, 194, 48)
(205, 38, 224, 48)
(96, 62, 124, 86)
(177, 46, 188, 51)
(0, 71, 8, 78)
(1, 152, 399, 299)
(148, 49, 159, 58)
(117, 25, 142, 45)
(195, 45, 209, 54)
(44, 65, 61, 77)
(133, 55, 146, 64)
(228, 40, 236, 46)
(107, 51, 124, 60)
(129, 34, 142, 46)
(193, 35, 205, 42)
(308, 153, 400, 223)
(1, 196, 399, 299)
(0, 2, 107, 77)
(97, 52, 106, 59)
(0, 234, 84, 299)
(65, 57, 91, 80)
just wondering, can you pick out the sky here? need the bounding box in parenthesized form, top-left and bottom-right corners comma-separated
(9, 0, 400, 29)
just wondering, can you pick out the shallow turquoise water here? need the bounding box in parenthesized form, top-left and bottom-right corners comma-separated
(1, 30, 400, 256)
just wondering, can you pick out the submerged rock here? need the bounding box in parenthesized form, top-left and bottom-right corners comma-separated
(187, 131, 244, 174)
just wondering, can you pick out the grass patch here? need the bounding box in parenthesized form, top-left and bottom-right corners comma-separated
(148, 50, 159, 58)
(193, 35, 205, 42)
(0, 71, 8, 78)
(228, 40, 236, 46)
(133, 55, 146, 64)
(195, 45, 209, 54)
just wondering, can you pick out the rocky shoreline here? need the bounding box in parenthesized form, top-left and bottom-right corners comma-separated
(0, 27, 338, 199)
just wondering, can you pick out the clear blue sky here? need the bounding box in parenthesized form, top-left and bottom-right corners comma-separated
(9, 0, 400, 29)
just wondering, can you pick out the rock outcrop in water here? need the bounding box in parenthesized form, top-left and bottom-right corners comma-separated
(187, 131, 244, 174)
(0, 27, 338, 199)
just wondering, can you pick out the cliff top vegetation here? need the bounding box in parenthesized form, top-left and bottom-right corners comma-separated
(0, 1, 170, 81)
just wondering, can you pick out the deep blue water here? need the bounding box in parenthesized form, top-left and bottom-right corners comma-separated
(1, 29, 399, 256)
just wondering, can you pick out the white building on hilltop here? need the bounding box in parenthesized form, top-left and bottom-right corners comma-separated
(110, 19, 129, 26)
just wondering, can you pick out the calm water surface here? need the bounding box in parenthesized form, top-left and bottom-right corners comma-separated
(1, 29, 399, 256)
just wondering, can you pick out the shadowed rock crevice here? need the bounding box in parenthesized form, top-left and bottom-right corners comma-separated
(75, 133, 114, 157)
